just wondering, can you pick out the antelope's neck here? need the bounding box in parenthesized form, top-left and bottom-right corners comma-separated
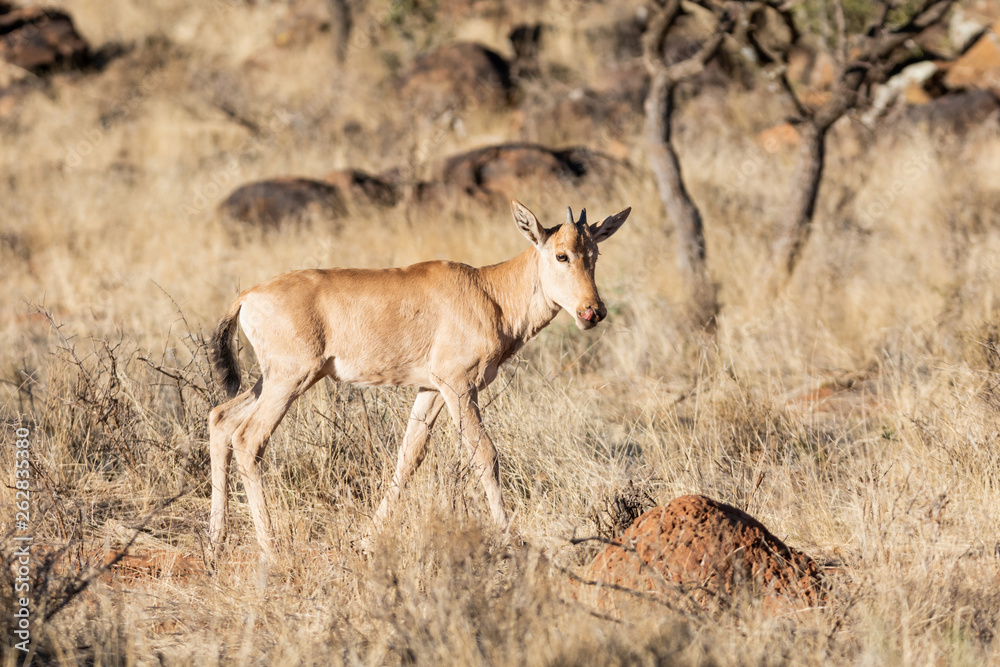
(477, 248, 560, 344)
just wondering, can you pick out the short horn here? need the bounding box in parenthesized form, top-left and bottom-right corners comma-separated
(578, 208, 587, 227)
(566, 207, 573, 225)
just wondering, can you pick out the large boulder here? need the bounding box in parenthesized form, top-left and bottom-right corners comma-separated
(435, 142, 611, 200)
(218, 177, 348, 229)
(399, 42, 513, 116)
(0, 6, 90, 73)
(583, 495, 826, 613)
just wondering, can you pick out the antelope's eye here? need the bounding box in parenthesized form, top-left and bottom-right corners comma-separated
(556, 253, 569, 263)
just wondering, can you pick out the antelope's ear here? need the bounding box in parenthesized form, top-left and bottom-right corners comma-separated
(511, 199, 548, 247)
(590, 207, 631, 243)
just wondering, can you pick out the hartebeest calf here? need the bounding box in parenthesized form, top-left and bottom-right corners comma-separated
(208, 199, 631, 557)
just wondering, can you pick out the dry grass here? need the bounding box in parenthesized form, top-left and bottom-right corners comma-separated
(3, 0, 1000, 664)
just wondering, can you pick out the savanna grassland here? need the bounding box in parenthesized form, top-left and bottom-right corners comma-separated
(3, 0, 1000, 664)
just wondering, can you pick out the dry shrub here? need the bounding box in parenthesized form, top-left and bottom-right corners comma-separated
(589, 480, 656, 541)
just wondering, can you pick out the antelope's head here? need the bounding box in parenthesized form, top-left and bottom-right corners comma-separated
(511, 199, 631, 330)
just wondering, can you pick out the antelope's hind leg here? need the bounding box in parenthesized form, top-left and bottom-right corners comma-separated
(208, 383, 259, 554)
(231, 368, 324, 558)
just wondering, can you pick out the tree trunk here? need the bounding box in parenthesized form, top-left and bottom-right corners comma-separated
(328, 0, 352, 63)
(644, 69, 717, 328)
(773, 121, 828, 277)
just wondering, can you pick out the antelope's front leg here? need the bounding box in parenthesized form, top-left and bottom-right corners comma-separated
(372, 389, 446, 531)
(442, 386, 509, 530)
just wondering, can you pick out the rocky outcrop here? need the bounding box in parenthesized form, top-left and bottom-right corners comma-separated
(221, 143, 619, 223)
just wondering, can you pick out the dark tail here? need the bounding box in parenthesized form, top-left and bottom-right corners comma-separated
(210, 297, 244, 398)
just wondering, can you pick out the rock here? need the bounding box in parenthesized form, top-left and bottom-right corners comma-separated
(399, 41, 513, 116)
(582, 495, 826, 613)
(218, 177, 348, 228)
(322, 169, 401, 208)
(0, 7, 90, 74)
(435, 142, 611, 200)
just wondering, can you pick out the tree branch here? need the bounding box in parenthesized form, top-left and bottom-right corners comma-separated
(642, 0, 683, 73)
(833, 0, 847, 65)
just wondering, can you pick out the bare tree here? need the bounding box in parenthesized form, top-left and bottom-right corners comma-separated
(643, 0, 740, 329)
(751, 0, 958, 277)
(642, 0, 957, 311)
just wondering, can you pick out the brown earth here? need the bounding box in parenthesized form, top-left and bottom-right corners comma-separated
(582, 495, 826, 614)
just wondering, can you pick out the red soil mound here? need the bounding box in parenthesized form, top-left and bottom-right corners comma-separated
(583, 495, 826, 613)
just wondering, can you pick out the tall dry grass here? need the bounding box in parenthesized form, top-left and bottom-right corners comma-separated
(2, 0, 1000, 664)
